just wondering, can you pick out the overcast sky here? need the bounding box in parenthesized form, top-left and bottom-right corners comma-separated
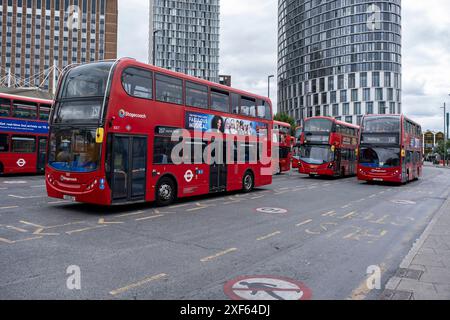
(118, 0, 450, 132)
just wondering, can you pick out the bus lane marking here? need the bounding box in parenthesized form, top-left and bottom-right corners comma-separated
(109, 273, 168, 296)
(201, 248, 237, 262)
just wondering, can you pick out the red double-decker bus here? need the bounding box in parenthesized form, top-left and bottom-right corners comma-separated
(273, 121, 292, 173)
(358, 115, 423, 184)
(46, 59, 273, 206)
(298, 117, 359, 178)
(292, 126, 302, 169)
(0, 93, 52, 175)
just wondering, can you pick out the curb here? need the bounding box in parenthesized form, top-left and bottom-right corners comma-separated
(384, 193, 450, 293)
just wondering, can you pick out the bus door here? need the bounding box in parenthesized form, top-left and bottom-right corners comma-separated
(110, 135, 147, 202)
(209, 139, 227, 193)
(37, 137, 47, 172)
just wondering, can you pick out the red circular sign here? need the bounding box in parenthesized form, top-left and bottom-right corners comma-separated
(224, 275, 312, 301)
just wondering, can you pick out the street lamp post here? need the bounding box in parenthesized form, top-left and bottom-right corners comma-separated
(268, 75, 274, 98)
(443, 102, 448, 166)
(152, 30, 161, 66)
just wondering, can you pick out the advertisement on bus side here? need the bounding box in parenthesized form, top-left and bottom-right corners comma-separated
(185, 111, 268, 137)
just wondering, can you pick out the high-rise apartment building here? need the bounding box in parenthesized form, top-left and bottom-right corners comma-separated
(278, 0, 402, 125)
(0, 0, 118, 91)
(149, 0, 220, 83)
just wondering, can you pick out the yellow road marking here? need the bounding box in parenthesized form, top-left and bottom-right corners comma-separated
(350, 264, 386, 300)
(169, 204, 191, 209)
(109, 273, 167, 296)
(0, 237, 14, 244)
(201, 248, 237, 262)
(20, 221, 44, 228)
(257, 231, 281, 241)
(66, 225, 107, 235)
(14, 236, 43, 243)
(296, 219, 313, 227)
(6, 226, 28, 233)
(116, 211, 146, 218)
(135, 214, 164, 221)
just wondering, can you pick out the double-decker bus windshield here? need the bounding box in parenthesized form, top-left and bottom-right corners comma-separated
(363, 116, 401, 133)
(359, 147, 401, 168)
(304, 119, 333, 133)
(54, 62, 114, 123)
(48, 128, 100, 172)
(300, 145, 333, 165)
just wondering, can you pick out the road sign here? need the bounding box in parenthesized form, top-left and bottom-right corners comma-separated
(256, 207, 288, 214)
(16, 159, 26, 167)
(224, 275, 312, 301)
(184, 170, 194, 183)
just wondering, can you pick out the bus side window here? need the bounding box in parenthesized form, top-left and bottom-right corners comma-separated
(0, 98, 11, 117)
(231, 93, 240, 114)
(155, 74, 183, 105)
(11, 136, 36, 153)
(0, 134, 9, 152)
(122, 67, 153, 99)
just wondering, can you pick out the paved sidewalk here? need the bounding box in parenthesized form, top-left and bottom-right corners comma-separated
(381, 197, 450, 300)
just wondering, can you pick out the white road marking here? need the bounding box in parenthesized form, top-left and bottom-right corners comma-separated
(296, 219, 313, 227)
(8, 195, 46, 199)
(0, 206, 19, 210)
(257, 231, 281, 241)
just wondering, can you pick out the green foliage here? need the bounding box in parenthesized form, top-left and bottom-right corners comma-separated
(436, 140, 450, 156)
(274, 113, 297, 134)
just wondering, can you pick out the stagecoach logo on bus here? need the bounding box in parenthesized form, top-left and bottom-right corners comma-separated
(118, 109, 147, 120)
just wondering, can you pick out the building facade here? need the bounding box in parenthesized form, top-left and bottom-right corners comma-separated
(149, 0, 220, 83)
(0, 0, 117, 91)
(278, 0, 402, 126)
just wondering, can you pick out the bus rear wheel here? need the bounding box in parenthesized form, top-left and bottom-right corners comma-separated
(242, 171, 254, 193)
(156, 177, 176, 206)
(0, 163, 3, 175)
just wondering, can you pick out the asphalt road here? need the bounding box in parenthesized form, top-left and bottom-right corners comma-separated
(0, 166, 449, 300)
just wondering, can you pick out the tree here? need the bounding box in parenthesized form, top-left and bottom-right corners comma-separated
(436, 140, 450, 159)
(274, 113, 297, 134)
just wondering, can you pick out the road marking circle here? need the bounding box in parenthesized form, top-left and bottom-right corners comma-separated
(224, 275, 312, 301)
(256, 207, 288, 214)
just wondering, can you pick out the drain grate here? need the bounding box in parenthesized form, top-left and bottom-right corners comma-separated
(395, 268, 424, 281)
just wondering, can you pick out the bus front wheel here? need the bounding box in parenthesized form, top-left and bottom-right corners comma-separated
(156, 176, 177, 206)
(242, 171, 254, 193)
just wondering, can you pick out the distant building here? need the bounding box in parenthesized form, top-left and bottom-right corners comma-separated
(424, 131, 445, 155)
(0, 0, 118, 91)
(278, 0, 402, 126)
(219, 75, 231, 87)
(149, 0, 220, 83)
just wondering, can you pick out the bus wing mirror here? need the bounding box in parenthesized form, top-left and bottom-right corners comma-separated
(96, 128, 105, 144)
